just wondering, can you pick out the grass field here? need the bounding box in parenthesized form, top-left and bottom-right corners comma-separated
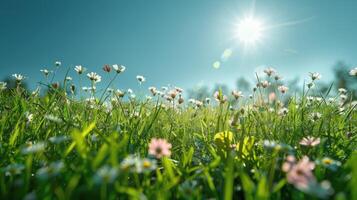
(0, 65, 356, 199)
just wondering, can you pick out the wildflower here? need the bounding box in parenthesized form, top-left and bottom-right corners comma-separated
(40, 69, 51, 77)
(284, 156, 316, 190)
(55, 61, 61, 67)
(149, 86, 157, 96)
(25, 112, 34, 125)
(274, 74, 283, 81)
(261, 80, 270, 88)
(136, 75, 145, 84)
(70, 84, 75, 94)
(338, 88, 347, 94)
(93, 165, 118, 184)
(213, 91, 227, 104)
(4, 163, 25, 176)
(278, 107, 289, 116)
(307, 82, 314, 89)
(340, 94, 347, 102)
(74, 65, 86, 74)
(49, 135, 69, 144)
(102, 64, 111, 73)
(299, 136, 320, 147)
(168, 89, 178, 99)
(263, 67, 276, 77)
(231, 90, 244, 100)
(44, 114, 62, 123)
(309, 72, 321, 81)
(194, 100, 203, 108)
(178, 95, 184, 104)
(137, 158, 157, 173)
(269, 92, 276, 102)
(52, 82, 60, 89)
(317, 157, 341, 171)
(278, 85, 289, 94)
(65, 76, 72, 81)
(112, 64, 126, 73)
(349, 67, 357, 76)
(87, 72, 101, 83)
(148, 138, 172, 159)
(115, 89, 125, 98)
(21, 142, 46, 154)
(309, 112, 322, 122)
(120, 155, 139, 172)
(0, 82, 7, 90)
(12, 74, 24, 82)
(37, 161, 64, 180)
(175, 87, 184, 93)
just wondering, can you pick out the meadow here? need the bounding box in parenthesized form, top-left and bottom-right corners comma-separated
(0, 63, 356, 200)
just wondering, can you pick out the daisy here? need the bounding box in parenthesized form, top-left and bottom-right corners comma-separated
(309, 72, 321, 81)
(231, 90, 244, 100)
(136, 75, 145, 84)
(338, 88, 347, 94)
(148, 138, 172, 159)
(213, 91, 227, 104)
(40, 69, 51, 77)
(283, 156, 316, 191)
(299, 136, 320, 147)
(55, 61, 61, 67)
(349, 67, 357, 76)
(278, 85, 289, 94)
(87, 72, 101, 83)
(12, 74, 24, 82)
(263, 67, 276, 77)
(74, 65, 86, 74)
(112, 64, 126, 73)
(0, 82, 7, 90)
(148, 87, 157, 96)
(309, 112, 322, 122)
(168, 89, 178, 99)
(261, 80, 270, 88)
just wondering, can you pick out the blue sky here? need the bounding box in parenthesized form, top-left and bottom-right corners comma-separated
(1, 0, 357, 91)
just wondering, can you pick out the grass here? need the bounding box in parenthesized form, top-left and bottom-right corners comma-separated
(0, 67, 356, 200)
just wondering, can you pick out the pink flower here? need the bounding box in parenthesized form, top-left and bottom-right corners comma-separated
(148, 138, 172, 159)
(283, 156, 316, 190)
(299, 136, 320, 147)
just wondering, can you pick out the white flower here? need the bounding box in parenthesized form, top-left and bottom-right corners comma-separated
(261, 80, 270, 88)
(55, 61, 61, 67)
(112, 64, 126, 73)
(349, 67, 357, 76)
(310, 112, 322, 122)
(65, 76, 72, 81)
(309, 72, 321, 81)
(278, 85, 289, 94)
(74, 65, 86, 74)
(0, 82, 7, 90)
(136, 75, 145, 84)
(231, 90, 244, 100)
(12, 74, 24, 82)
(278, 107, 289, 116)
(148, 87, 157, 96)
(338, 88, 347, 94)
(21, 142, 46, 154)
(87, 72, 101, 83)
(40, 69, 51, 77)
(127, 89, 133, 94)
(263, 67, 276, 77)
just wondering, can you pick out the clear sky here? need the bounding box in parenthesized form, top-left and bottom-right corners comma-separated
(1, 0, 357, 91)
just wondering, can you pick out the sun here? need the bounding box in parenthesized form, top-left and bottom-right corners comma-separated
(236, 17, 264, 45)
